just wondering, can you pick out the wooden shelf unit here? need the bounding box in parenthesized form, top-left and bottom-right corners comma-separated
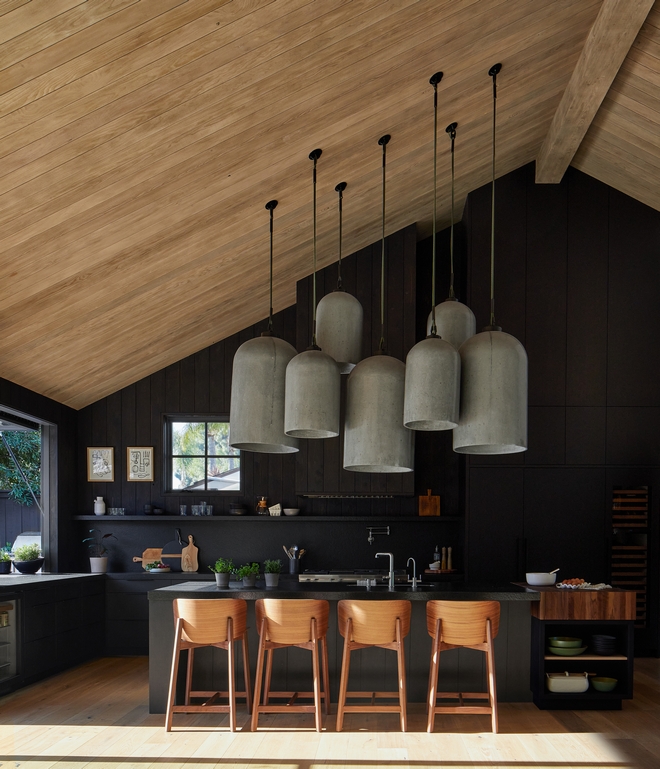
(610, 488, 648, 629)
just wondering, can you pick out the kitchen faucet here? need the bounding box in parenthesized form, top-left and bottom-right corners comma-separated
(407, 557, 417, 589)
(376, 552, 395, 590)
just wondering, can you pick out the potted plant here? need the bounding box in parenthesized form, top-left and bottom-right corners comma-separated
(83, 529, 117, 573)
(13, 543, 44, 574)
(0, 543, 11, 574)
(264, 558, 281, 587)
(236, 562, 260, 588)
(209, 557, 233, 588)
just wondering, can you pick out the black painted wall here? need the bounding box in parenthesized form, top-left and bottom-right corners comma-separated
(463, 164, 660, 654)
(0, 492, 40, 548)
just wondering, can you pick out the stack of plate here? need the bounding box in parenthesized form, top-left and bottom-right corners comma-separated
(592, 634, 617, 655)
(547, 637, 587, 656)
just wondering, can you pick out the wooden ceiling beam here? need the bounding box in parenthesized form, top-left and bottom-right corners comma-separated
(535, 0, 654, 183)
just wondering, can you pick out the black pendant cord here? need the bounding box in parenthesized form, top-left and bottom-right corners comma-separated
(378, 134, 390, 353)
(309, 148, 322, 348)
(489, 63, 501, 329)
(429, 72, 442, 337)
(335, 181, 347, 289)
(446, 121, 458, 299)
(265, 199, 278, 334)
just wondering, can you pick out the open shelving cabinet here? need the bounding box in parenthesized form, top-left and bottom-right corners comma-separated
(530, 617, 634, 710)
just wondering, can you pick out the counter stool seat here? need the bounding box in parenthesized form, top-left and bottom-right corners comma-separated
(251, 598, 330, 732)
(166, 598, 251, 732)
(426, 600, 500, 733)
(336, 599, 411, 732)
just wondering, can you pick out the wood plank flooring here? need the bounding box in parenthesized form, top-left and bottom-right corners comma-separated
(1, 656, 659, 767)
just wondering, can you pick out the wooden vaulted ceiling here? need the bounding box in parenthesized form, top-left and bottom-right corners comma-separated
(0, 0, 657, 409)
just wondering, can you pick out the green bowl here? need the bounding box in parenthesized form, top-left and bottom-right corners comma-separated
(591, 677, 617, 692)
(548, 636, 583, 648)
(547, 646, 588, 656)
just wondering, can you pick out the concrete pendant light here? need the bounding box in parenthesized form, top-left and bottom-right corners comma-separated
(404, 72, 460, 431)
(284, 149, 340, 439)
(344, 135, 414, 472)
(453, 64, 528, 455)
(229, 201, 299, 454)
(426, 122, 476, 349)
(316, 182, 364, 373)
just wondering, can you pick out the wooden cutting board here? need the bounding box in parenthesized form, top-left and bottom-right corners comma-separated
(418, 489, 440, 516)
(132, 548, 163, 568)
(181, 534, 198, 572)
(161, 529, 185, 571)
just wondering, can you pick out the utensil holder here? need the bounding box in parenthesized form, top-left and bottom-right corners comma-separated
(289, 558, 299, 575)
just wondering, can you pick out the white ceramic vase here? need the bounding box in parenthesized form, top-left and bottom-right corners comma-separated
(90, 556, 107, 573)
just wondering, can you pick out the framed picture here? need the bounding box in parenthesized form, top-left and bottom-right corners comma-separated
(87, 447, 114, 482)
(127, 446, 154, 482)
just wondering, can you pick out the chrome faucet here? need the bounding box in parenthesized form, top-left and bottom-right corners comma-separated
(407, 557, 418, 590)
(376, 552, 395, 590)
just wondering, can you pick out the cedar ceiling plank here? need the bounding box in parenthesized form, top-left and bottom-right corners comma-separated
(2, 6, 584, 259)
(0, 0, 141, 68)
(0, 0, 279, 150)
(0, 0, 240, 126)
(535, 0, 655, 183)
(0, 0, 590, 236)
(0, 0, 31, 17)
(0, 0, 190, 92)
(0, 30, 584, 313)
(0, 0, 87, 46)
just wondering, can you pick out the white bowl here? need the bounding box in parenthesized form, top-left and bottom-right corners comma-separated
(283, 508, 300, 516)
(428, 562, 440, 570)
(526, 572, 556, 586)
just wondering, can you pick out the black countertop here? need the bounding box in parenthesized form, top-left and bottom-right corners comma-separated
(148, 580, 540, 601)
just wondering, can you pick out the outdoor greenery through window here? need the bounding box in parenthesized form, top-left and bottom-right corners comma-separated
(169, 420, 240, 492)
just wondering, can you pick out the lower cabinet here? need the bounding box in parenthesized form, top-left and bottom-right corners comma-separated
(530, 617, 634, 710)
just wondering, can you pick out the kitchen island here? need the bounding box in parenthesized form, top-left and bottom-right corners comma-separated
(148, 580, 539, 713)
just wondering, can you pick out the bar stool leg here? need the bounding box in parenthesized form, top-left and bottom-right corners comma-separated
(166, 617, 183, 732)
(336, 617, 352, 732)
(263, 648, 274, 705)
(427, 618, 441, 733)
(242, 632, 252, 715)
(251, 618, 267, 732)
(227, 617, 236, 732)
(321, 637, 330, 716)
(395, 618, 407, 733)
(184, 648, 194, 705)
(486, 618, 498, 734)
(311, 618, 322, 733)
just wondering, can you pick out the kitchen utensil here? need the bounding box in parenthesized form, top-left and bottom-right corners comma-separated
(526, 572, 558, 586)
(591, 677, 617, 692)
(283, 508, 300, 516)
(547, 646, 588, 656)
(133, 548, 164, 568)
(546, 672, 590, 693)
(181, 534, 198, 573)
(418, 489, 440, 517)
(256, 496, 268, 515)
(548, 636, 583, 648)
(283, 545, 293, 559)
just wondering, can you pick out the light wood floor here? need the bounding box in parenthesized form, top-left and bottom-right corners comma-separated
(1, 657, 660, 768)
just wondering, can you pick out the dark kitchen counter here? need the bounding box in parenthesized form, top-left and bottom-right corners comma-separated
(148, 578, 540, 602)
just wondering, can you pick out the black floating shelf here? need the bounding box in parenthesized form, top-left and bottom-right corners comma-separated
(73, 515, 463, 523)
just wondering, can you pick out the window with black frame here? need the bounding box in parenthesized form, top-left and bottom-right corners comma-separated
(165, 418, 240, 492)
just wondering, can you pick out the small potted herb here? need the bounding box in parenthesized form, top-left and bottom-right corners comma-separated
(0, 543, 12, 574)
(83, 529, 117, 573)
(209, 557, 233, 588)
(263, 558, 281, 587)
(236, 562, 260, 588)
(13, 543, 44, 574)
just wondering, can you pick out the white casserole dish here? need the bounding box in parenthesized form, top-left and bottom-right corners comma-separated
(546, 672, 589, 693)
(526, 572, 557, 586)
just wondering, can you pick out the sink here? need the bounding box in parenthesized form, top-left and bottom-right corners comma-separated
(349, 583, 436, 592)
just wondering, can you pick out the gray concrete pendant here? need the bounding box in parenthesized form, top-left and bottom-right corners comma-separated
(284, 348, 341, 438)
(316, 290, 364, 374)
(403, 335, 460, 430)
(452, 329, 528, 454)
(229, 334, 300, 453)
(427, 299, 476, 350)
(344, 354, 414, 472)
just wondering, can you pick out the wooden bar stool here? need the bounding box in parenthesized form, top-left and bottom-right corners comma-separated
(426, 600, 500, 733)
(166, 598, 251, 732)
(251, 598, 330, 732)
(336, 599, 411, 732)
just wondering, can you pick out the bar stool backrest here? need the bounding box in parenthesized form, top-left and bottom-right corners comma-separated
(338, 600, 411, 644)
(174, 598, 247, 644)
(255, 599, 329, 644)
(426, 600, 500, 646)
